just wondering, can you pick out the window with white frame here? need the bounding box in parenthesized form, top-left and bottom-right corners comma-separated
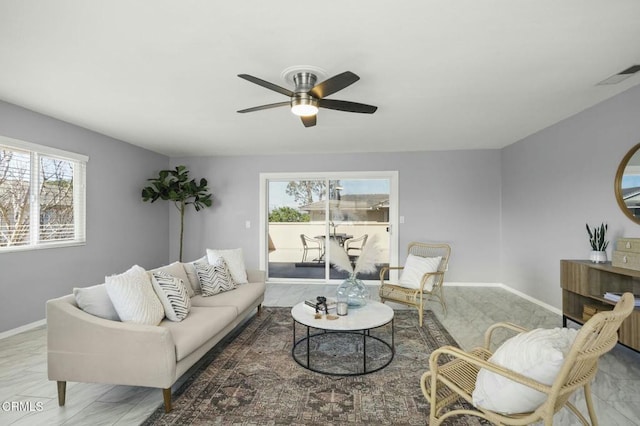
(0, 136, 87, 251)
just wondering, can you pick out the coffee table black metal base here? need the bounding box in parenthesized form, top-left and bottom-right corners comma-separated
(292, 319, 394, 376)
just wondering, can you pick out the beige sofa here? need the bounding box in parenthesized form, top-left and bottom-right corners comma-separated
(46, 267, 265, 413)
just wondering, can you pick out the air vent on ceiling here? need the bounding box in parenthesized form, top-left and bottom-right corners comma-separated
(597, 65, 640, 85)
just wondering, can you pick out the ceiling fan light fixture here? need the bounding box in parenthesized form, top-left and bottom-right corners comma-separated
(290, 96, 318, 116)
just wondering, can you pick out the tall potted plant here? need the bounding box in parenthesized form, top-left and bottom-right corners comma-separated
(142, 165, 212, 261)
(586, 223, 609, 263)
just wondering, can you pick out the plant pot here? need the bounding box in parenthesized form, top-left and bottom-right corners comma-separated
(336, 274, 369, 307)
(589, 250, 607, 264)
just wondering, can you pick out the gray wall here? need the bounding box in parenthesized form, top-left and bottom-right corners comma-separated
(5, 81, 638, 332)
(170, 149, 502, 283)
(0, 101, 169, 333)
(501, 84, 640, 308)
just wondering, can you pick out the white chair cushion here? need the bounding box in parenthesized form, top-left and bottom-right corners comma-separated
(398, 254, 442, 291)
(472, 327, 578, 414)
(206, 248, 248, 284)
(150, 271, 191, 322)
(105, 265, 164, 326)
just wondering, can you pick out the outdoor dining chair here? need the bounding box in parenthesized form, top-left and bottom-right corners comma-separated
(344, 234, 368, 257)
(300, 234, 323, 262)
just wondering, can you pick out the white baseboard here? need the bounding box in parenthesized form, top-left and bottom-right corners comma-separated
(444, 281, 562, 316)
(0, 319, 46, 340)
(498, 284, 562, 316)
(445, 282, 503, 287)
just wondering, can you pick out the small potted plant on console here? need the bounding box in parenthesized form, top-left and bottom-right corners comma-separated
(586, 222, 609, 263)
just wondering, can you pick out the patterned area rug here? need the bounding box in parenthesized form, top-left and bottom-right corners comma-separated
(143, 307, 486, 425)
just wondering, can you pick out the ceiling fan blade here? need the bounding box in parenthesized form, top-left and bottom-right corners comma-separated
(238, 74, 294, 97)
(309, 71, 360, 99)
(318, 99, 377, 114)
(300, 115, 316, 127)
(237, 101, 290, 113)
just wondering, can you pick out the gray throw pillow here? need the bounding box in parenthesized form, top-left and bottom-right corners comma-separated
(73, 284, 120, 321)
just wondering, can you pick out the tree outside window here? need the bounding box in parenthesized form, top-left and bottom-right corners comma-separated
(0, 142, 86, 250)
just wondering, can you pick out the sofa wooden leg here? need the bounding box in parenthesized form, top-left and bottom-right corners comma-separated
(163, 388, 172, 413)
(257, 304, 262, 314)
(57, 381, 66, 406)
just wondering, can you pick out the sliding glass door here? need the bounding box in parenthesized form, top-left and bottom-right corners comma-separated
(260, 172, 397, 283)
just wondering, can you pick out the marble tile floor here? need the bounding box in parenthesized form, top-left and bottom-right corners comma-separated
(0, 285, 638, 425)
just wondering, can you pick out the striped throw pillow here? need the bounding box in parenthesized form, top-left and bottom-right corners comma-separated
(195, 258, 237, 296)
(151, 271, 191, 322)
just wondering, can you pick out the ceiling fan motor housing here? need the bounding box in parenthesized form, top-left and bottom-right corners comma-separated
(291, 72, 319, 115)
(293, 72, 317, 93)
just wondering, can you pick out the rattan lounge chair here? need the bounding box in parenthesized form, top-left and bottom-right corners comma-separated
(379, 242, 451, 326)
(420, 292, 635, 425)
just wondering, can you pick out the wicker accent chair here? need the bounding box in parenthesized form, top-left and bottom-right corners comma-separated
(379, 242, 451, 326)
(420, 292, 635, 426)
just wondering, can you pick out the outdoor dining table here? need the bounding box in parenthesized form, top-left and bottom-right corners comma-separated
(315, 233, 353, 260)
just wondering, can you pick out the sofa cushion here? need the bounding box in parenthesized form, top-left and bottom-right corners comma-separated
(151, 271, 191, 322)
(149, 262, 194, 298)
(191, 281, 266, 314)
(73, 284, 120, 321)
(196, 258, 237, 296)
(159, 306, 237, 361)
(207, 248, 248, 284)
(105, 265, 165, 326)
(182, 256, 207, 295)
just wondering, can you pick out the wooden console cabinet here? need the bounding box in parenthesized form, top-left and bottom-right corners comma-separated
(561, 259, 640, 351)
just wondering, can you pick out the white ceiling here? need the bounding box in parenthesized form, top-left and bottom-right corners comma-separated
(0, 1, 639, 157)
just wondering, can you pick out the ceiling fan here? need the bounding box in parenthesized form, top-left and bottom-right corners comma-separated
(237, 70, 377, 127)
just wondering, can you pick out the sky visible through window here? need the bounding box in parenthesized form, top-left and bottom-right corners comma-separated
(269, 179, 390, 211)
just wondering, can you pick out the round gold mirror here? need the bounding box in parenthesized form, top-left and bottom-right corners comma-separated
(615, 143, 640, 224)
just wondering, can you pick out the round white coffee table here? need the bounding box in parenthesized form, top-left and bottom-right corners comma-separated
(291, 300, 394, 376)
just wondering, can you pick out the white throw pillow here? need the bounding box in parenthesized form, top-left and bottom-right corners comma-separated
(182, 256, 207, 295)
(206, 248, 248, 284)
(105, 265, 165, 325)
(398, 255, 442, 291)
(73, 284, 120, 321)
(151, 271, 191, 322)
(472, 327, 579, 414)
(195, 258, 238, 296)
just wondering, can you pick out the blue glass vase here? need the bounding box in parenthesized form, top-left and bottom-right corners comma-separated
(336, 274, 369, 307)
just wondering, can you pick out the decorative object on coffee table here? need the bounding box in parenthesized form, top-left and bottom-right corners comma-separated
(142, 165, 212, 261)
(586, 222, 608, 263)
(330, 235, 381, 307)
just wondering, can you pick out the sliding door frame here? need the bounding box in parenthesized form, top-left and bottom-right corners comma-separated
(259, 171, 399, 283)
